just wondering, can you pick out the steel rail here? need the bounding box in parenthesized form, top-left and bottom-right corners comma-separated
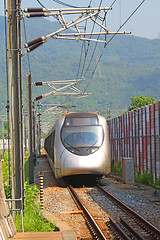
(66, 183, 107, 240)
(108, 218, 131, 240)
(95, 183, 160, 238)
(120, 217, 145, 240)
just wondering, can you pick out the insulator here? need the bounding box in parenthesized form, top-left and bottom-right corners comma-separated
(27, 41, 44, 52)
(27, 13, 48, 18)
(35, 82, 43, 86)
(25, 36, 46, 48)
(35, 95, 43, 101)
(24, 8, 45, 13)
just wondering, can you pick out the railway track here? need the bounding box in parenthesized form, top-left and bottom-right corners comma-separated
(65, 181, 160, 239)
(96, 183, 160, 239)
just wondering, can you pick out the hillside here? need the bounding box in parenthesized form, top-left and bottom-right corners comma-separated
(0, 16, 160, 118)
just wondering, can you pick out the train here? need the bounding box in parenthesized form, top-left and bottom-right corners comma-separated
(44, 112, 111, 180)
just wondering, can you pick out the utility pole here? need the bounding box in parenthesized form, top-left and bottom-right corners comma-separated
(2, 104, 5, 157)
(23, 113, 27, 156)
(26, 73, 34, 183)
(37, 102, 41, 157)
(32, 102, 37, 165)
(18, 0, 25, 208)
(7, 0, 22, 211)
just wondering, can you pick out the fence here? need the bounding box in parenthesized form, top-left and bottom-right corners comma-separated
(108, 101, 160, 178)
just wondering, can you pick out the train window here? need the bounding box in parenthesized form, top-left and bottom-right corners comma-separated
(61, 125, 104, 150)
(64, 117, 98, 126)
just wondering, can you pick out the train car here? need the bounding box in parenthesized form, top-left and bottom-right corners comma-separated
(44, 112, 111, 179)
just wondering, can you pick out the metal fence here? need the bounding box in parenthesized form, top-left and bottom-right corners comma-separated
(108, 101, 160, 178)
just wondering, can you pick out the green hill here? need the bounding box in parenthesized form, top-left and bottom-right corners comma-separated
(0, 16, 160, 118)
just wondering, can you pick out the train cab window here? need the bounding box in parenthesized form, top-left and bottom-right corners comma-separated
(64, 117, 98, 126)
(61, 125, 104, 156)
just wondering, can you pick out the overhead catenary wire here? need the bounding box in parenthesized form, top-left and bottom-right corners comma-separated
(76, 0, 91, 79)
(51, 0, 87, 8)
(24, 0, 146, 128)
(82, 0, 147, 94)
(67, 0, 117, 108)
(82, 0, 117, 78)
(36, 0, 57, 20)
(22, 17, 31, 74)
(78, 0, 103, 79)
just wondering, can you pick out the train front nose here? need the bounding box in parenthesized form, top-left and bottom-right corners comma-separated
(61, 150, 107, 177)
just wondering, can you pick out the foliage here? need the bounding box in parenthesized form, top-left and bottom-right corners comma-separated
(135, 171, 160, 189)
(1, 16, 160, 118)
(1, 150, 10, 182)
(15, 182, 56, 232)
(0, 121, 9, 139)
(24, 158, 29, 182)
(135, 170, 154, 186)
(128, 95, 158, 111)
(155, 175, 160, 189)
(112, 159, 160, 189)
(1, 150, 11, 198)
(111, 159, 122, 176)
(4, 183, 11, 199)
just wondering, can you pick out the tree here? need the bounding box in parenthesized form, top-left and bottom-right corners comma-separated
(128, 95, 158, 111)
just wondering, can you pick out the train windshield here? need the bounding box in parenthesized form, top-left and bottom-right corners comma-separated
(61, 126, 104, 150)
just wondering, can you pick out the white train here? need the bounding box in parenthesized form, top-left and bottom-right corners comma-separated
(44, 112, 111, 179)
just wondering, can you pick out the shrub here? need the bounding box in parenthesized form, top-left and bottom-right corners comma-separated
(15, 182, 56, 232)
(135, 170, 154, 186)
(111, 159, 122, 176)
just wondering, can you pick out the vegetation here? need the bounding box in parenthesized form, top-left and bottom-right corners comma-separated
(0, 16, 160, 118)
(135, 171, 160, 189)
(15, 183, 56, 232)
(111, 159, 160, 189)
(128, 95, 158, 111)
(1, 149, 11, 198)
(111, 160, 122, 176)
(1, 150, 56, 232)
(0, 121, 9, 139)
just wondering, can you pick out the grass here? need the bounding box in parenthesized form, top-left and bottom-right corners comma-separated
(24, 158, 29, 182)
(111, 159, 122, 176)
(111, 159, 160, 189)
(15, 182, 56, 232)
(1, 149, 57, 232)
(1, 149, 11, 198)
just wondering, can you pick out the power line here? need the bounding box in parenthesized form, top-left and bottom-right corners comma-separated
(83, 0, 147, 93)
(22, 17, 31, 74)
(51, 0, 87, 8)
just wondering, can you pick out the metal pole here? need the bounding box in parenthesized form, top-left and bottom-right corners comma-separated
(38, 102, 41, 157)
(32, 102, 36, 153)
(2, 104, 5, 157)
(23, 113, 27, 155)
(4, 0, 11, 191)
(18, 0, 25, 210)
(26, 73, 34, 183)
(7, 0, 21, 212)
(32, 102, 37, 165)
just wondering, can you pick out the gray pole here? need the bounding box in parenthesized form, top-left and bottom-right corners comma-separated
(7, 0, 21, 211)
(23, 113, 27, 155)
(26, 73, 34, 183)
(32, 102, 37, 165)
(37, 102, 41, 157)
(18, 0, 24, 208)
(32, 102, 36, 153)
(2, 104, 5, 157)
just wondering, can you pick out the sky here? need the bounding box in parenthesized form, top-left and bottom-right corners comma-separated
(1, 0, 160, 39)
